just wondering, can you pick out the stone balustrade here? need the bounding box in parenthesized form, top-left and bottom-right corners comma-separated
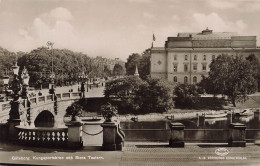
(0, 92, 81, 112)
(15, 126, 68, 147)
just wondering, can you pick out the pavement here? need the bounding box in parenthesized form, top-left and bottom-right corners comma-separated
(0, 142, 260, 166)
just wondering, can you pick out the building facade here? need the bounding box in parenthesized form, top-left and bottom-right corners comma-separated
(151, 28, 260, 84)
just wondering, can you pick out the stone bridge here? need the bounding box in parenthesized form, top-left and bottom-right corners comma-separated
(0, 91, 82, 128)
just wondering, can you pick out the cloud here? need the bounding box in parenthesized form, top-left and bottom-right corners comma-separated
(208, 0, 260, 12)
(18, 7, 76, 50)
(143, 12, 155, 19)
(190, 12, 248, 33)
(208, 0, 236, 9)
(128, 0, 152, 3)
(171, 15, 180, 22)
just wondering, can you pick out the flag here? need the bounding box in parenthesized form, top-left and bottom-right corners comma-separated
(153, 33, 156, 41)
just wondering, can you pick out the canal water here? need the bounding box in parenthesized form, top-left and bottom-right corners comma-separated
(120, 112, 260, 142)
(81, 112, 260, 144)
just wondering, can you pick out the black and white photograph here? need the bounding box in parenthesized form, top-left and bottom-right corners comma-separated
(0, 0, 260, 165)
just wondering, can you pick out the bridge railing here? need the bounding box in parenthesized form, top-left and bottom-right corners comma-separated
(0, 92, 81, 112)
(15, 126, 68, 147)
(56, 92, 81, 101)
(0, 102, 11, 112)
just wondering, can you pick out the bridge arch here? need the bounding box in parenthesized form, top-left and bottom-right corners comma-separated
(34, 110, 55, 127)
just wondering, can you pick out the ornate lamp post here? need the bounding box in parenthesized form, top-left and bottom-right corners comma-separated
(47, 41, 55, 95)
(21, 67, 30, 99)
(78, 71, 88, 98)
(5, 62, 30, 140)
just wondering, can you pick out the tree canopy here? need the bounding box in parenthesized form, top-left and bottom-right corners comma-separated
(104, 76, 174, 114)
(174, 84, 200, 109)
(205, 54, 258, 107)
(0, 46, 122, 89)
(125, 50, 151, 79)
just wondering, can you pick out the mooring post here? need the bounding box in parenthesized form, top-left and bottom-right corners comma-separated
(169, 122, 185, 148)
(228, 123, 246, 147)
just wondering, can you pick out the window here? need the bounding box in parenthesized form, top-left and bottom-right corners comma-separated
(185, 55, 188, 60)
(203, 55, 206, 60)
(194, 55, 197, 61)
(174, 76, 177, 82)
(202, 64, 207, 71)
(174, 55, 177, 60)
(193, 76, 197, 84)
(173, 64, 178, 72)
(184, 76, 188, 84)
(184, 64, 188, 72)
(193, 64, 197, 71)
(212, 55, 215, 60)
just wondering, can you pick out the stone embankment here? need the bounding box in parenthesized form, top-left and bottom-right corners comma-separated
(118, 110, 227, 122)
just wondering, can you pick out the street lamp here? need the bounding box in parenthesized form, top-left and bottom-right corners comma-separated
(21, 67, 30, 99)
(5, 62, 30, 121)
(46, 41, 55, 95)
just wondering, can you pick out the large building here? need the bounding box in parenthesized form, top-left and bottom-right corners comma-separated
(151, 28, 260, 84)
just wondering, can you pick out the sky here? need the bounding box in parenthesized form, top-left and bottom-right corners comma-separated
(0, 0, 260, 61)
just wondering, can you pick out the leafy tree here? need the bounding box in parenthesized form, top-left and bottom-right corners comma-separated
(137, 78, 174, 113)
(113, 64, 124, 77)
(207, 55, 258, 107)
(105, 76, 145, 113)
(125, 53, 141, 75)
(174, 84, 200, 108)
(125, 51, 151, 79)
(105, 76, 174, 114)
(246, 54, 260, 91)
(138, 50, 151, 79)
(105, 76, 145, 99)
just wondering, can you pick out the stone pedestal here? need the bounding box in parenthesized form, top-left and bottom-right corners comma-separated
(66, 121, 83, 149)
(8, 100, 21, 142)
(8, 119, 21, 142)
(228, 123, 246, 147)
(169, 123, 185, 148)
(101, 121, 124, 151)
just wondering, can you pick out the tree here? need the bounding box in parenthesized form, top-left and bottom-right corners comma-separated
(138, 50, 151, 79)
(125, 53, 141, 75)
(137, 78, 174, 113)
(207, 55, 258, 107)
(174, 84, 200, 109)
(105, 76, 145, 113)
(112, 64, 124, 77)
(104, 76, 174, 114)
(246, 54, 260, 91)
(125, 51, 151, 79)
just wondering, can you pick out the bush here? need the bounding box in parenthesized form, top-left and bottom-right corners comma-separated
(65, 102, 83, 121)
(101, 102, 118, 122)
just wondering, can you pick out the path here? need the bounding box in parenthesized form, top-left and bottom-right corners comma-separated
(0, 142, 260, 166)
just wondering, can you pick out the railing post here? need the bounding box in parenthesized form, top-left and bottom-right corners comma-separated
(228, 123, 246, 147)
(65, 121, 83, 149)
(101, 121, 124, 151)
(169, 123, 185, 148)
(255, 109, 260, 145)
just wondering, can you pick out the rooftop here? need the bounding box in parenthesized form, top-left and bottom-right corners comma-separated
(177, 28, 238, 40)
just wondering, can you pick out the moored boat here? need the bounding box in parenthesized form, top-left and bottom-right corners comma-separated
(236, 109, 254, 116)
